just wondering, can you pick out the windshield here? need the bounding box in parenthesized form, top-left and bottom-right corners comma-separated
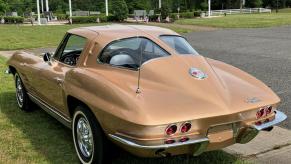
(160, 35, 199, 55)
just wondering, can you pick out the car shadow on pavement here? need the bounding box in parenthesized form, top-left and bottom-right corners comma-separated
(0, 91, 240, 164)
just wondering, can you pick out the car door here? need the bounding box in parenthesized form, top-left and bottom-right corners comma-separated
(34, 34, 87, 114)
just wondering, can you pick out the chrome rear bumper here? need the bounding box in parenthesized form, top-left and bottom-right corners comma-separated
(109, 134, 209, 156)
(108, 110, 287, 156)
(109, 134, 209, 149)
(251, 110, 287, 131)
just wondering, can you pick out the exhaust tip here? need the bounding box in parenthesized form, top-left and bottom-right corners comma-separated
(262, 126, 274, 132)
(155, 149, 171, 157)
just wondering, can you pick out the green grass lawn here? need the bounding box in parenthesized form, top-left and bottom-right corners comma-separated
(175, 13, 291, 28)
(0, 24, 109, 51)
(0, 56, 246, 163)
(1, 12, 291, 51)
(0, 23, 193, 51)
(278, 8, 291, 13)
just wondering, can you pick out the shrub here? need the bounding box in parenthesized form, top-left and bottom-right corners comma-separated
(107, 14, 118, 22)
(98, 15, 107, 22)
(112, 0, 128, 21)
(149, 14, 159, 21)
(161, 4, 170, 19)
(71, 15, 117, 23)
(179, 12, 194, 18)
(71, 16, 98, 23)
(194, 11, 202, 17)
(127, 14, 134, 18)
(169, 13, 178, 20)
(55, 14, 68, 20)
(169, 11, 201, 20)
(4, 16, 24, 24)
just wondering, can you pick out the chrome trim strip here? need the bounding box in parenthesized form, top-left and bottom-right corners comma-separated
(108, 134, 209, 149)
(252, 110, 287, 131)
(28, 93, 72, 128)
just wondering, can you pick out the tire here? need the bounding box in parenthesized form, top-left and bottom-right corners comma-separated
(15, 73, 31, 111)
(72, 106, 104, 164)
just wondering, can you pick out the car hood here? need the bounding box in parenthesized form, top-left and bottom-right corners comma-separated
(122, 55, 280, 125)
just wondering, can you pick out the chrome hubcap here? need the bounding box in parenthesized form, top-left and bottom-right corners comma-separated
(76, 117, 93, 158)
(16, 77, 24, 107)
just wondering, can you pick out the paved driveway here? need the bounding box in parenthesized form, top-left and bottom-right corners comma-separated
(185, 26, 291, 129)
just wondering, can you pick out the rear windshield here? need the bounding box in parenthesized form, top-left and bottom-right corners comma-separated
(98, 37, 170, 69)
(160, 35, 199, 55)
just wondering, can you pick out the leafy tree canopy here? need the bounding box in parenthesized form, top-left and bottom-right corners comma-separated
(1, 0, 290, 15)
(245, 0, 263, 8)
(0, 0, 8, 15)
(112, 0, 128, 21)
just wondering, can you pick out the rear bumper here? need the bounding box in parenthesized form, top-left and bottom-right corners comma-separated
(251, 110, 287, 130)
(108, 110, 287, 157)
(109, 134, 209, 150)
(109, 134, 210, 157)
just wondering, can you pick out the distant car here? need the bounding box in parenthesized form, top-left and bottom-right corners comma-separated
(6, 25, 287, 164)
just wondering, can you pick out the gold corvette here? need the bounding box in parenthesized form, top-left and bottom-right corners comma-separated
(6, 25, 287, 164)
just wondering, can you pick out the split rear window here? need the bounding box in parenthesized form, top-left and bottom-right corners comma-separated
(160, 35, 199, 55)
(98, 37, 169, 69)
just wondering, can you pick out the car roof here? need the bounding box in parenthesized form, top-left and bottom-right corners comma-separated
(68, 24, 179, 41)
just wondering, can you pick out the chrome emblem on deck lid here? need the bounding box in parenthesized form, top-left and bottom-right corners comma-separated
(189, 68, 207, 79)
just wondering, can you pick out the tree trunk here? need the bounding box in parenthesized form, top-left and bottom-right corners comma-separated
(240, 0, 243, 13)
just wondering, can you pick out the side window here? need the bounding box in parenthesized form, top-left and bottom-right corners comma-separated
(98, 37, 169, 69)
(54, 34, 87, 66)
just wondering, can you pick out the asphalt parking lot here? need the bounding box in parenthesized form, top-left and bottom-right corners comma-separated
(185, 26, 291, 129)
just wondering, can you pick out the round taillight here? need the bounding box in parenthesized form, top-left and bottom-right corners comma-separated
(266, 106, 272, 115)
(255, 121, 262, 126)
(256, 108, 265, 119)
(179, 137, 189, 142)
(180, 122, 192, 133)
(165, 124, 177, 136)
(264, 118, 270, 123)
(165, 139, 175, 144)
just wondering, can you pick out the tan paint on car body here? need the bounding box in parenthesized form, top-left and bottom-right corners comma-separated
(7, 25, 281, 157)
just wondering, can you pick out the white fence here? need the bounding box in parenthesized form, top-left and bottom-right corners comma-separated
(210, 8, 272, 16)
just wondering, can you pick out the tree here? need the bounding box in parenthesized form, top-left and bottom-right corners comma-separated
(50, 0, 68, 13)
(200, 0, 208, 11)
(160, 4, 170, 19)
(112, 0, 128, 21)
(0, 0, 8, 15)
(262, 0, 289, 8)
(125, 0, 151, 14)
(2, 0, 279, 16)
(245, 0, 263, 8)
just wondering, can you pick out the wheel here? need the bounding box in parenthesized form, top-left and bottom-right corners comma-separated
(15, 73, 31, 111)
(72, 106, 104, 164)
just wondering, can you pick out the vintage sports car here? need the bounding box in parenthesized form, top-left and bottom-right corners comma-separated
(6, 25, 287, 164)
